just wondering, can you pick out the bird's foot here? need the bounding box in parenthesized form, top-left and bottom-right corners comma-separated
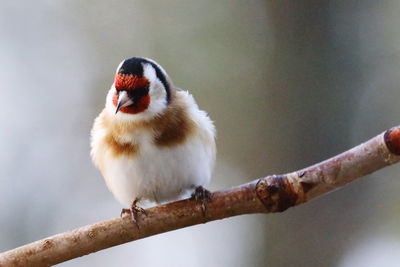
(191, 186, 212, 216)
(120, 199, 147, 227)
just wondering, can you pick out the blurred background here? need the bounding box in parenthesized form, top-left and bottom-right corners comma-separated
(1, 0, 400, 266)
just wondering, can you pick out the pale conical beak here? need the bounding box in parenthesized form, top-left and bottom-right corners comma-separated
(115, 91, 134, 114)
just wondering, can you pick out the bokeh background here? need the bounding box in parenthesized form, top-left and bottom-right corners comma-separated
(1, 1, 400, 266)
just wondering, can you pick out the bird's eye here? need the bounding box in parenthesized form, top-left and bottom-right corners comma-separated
(127, 86, 149, 99)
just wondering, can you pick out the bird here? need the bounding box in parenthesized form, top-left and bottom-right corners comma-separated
(90, 57, 216, 220)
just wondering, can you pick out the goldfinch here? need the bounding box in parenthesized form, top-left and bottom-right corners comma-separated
(90, 57, 216, 217)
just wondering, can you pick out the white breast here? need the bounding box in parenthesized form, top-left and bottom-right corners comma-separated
(92, 91, 216, 207)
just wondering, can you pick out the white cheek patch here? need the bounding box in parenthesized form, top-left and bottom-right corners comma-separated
(151, 81, 167, 99)
(142, 63, 167, 115)
(142, 63, 157, 83)
(105, 84, 116, 110)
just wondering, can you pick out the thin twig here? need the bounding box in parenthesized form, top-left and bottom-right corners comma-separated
(1, 126, 400, 266)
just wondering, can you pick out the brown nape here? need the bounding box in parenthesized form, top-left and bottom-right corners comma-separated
(104, 133, 139, 157)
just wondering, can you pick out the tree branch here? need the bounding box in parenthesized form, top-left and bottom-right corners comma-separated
(1, 126, 400, 266)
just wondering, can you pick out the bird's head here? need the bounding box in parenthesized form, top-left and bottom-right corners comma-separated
(106, 57, 172, 121)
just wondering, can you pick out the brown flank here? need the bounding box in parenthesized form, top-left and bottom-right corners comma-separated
(152, 93, 197, 147)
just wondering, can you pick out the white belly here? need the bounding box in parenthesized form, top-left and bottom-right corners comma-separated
(103, 132, 214, 207)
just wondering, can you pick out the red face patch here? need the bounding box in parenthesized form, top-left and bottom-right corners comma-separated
(115, 73, 150, 90)
(113, 91, 150, 114)
(113, 73, 151, 114)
